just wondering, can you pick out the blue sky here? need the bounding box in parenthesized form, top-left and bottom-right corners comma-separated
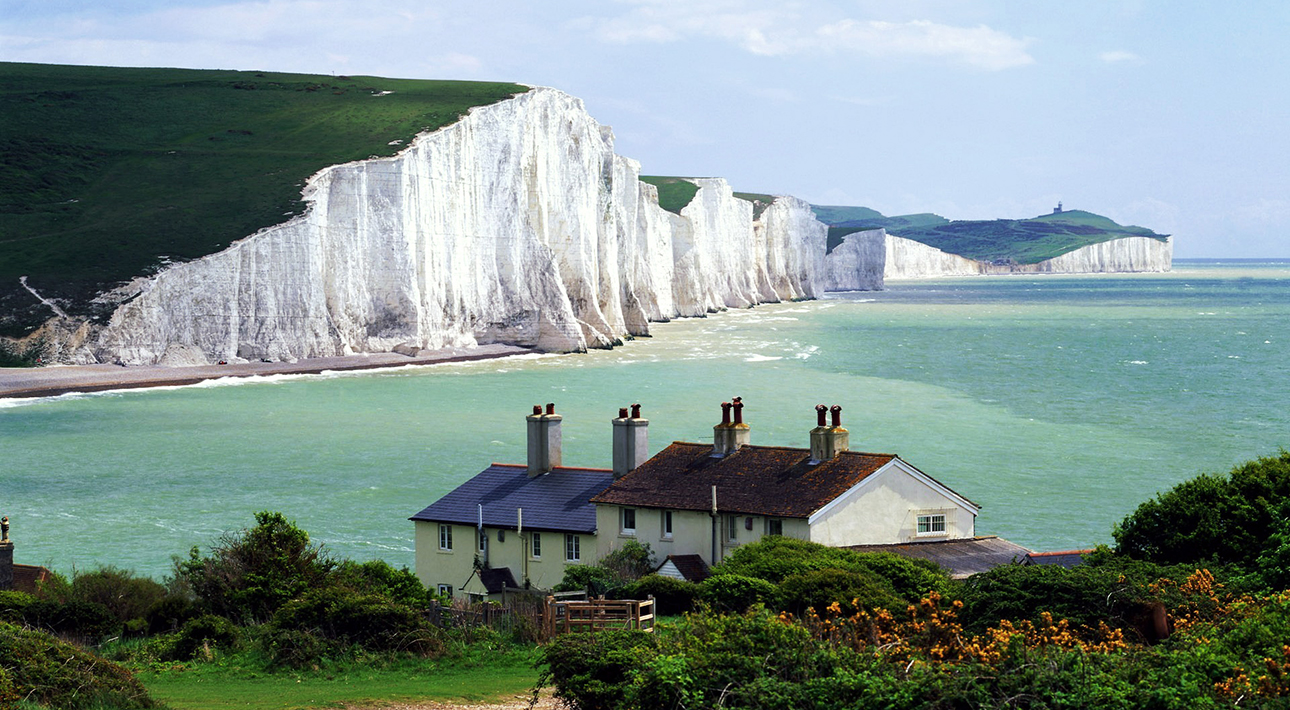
(3, 1, 1287, 257)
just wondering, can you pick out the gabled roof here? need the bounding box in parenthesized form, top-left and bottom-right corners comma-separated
(410, 464, 613, 534)
(846, 536, 1031, 579)
(590, 442, 900, 518)
(656, 554, 710, 583)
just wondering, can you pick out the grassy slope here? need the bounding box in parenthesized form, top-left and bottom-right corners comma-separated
(639, 176, 701, 215)
(0, 62, 526, 336)
(816, 206, 1168, 263)
(140, 652, 538, 710)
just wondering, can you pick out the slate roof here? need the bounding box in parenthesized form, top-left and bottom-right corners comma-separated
(846, 536, 1032, 579)
(589, 442, 900, 518)
(479, 567, 519, 594)
(410, 464, 613, 534)
(657, 554, 710, 583)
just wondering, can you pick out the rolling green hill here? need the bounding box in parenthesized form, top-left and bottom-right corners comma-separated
(639, 176, 701, 215)
(814, 206, 1169, 263)
(0, 62, 526, 336)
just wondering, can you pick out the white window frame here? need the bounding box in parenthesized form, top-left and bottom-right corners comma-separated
(565, 533, 581, 562)
(916, 513, 947, 537)
(478, 528, 488, 554)
(438, 524, 453, 551)
(436, 584, 453, 597)
(765, 518, 783, 537)
(661, 510, 673, 540)
(620, 507, 637, 536)
(531, 531, 542, 559)
(726, 514, 739, 543)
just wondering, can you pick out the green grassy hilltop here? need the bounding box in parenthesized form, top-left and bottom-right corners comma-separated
(814, 205, 1169, 264)
(0, 62, 526, 336)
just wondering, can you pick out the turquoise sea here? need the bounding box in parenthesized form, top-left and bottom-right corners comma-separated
(2, 260, 1288, 578)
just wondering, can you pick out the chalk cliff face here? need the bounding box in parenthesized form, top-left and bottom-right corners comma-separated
(73, 88, 825, 365)
(824, 231, 1172, 289)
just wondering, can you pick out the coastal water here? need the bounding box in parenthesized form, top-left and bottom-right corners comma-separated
(2, 260, 1288, 578)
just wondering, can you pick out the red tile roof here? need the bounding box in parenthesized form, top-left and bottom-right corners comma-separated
(590, 442, 898, 518)
(12, 564, 51, 594)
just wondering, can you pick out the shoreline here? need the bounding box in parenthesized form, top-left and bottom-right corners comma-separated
(0, 344, 536, 400)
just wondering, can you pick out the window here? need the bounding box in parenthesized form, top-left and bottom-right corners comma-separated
(726, 515, 738, 543)
(565, 533, 581, 562)
(661, 510, 673, 539)
(917, 513, 947, 536)
(438, 524, 453, 551)
(766, 518, 783, 536)
(478, 528, 488, 553)
(620, 507, 637, 536)
(532, 532, 542, 558)
(436, 584, 453, 597)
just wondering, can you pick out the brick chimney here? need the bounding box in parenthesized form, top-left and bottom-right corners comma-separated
(526, 403, 562, 477)
(809, 404, 850, 463)
(712, 397, 751, 457)
(612, 403, 649, 479)
(0, 516, 13, 591)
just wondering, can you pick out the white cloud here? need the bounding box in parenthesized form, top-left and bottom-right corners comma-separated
(586, 1, 1033, 70)
(1100, 50, 1141, 64)
(815, 20, 1034, 70)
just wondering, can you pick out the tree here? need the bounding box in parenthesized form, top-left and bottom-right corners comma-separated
(177, 511, 334, 624)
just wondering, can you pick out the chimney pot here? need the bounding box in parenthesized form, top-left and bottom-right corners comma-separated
(618, 407, 629, 419)
(720, 401, 732, 424)
(809, 404, 850, 463)
(815, 404, 827, 427)
(630, 403, 641, 419)
(532, 404, 542, 416)
(732, 397, 744, 425)
(831, 405, 842, 428)
(545, 402, 555, 416)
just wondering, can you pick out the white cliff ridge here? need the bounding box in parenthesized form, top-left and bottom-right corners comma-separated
(825, 231, 1172, 291)
(76, 88, 825, 365)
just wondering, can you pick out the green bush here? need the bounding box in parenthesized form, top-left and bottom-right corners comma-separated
(713, 537, 952, 603)
(598, 540, 655, 583)
(333, 559, 431, 607)
(537, 629, 658, 710)
(0, 621, 157, 708)
(776, 568, 902, 615)
(145, 593, 197, 634)
(67, 566, 167, 628)
(263, 587, 440, 666)
(699, 574, 778, 612)
(1114, 451, 1290, 569)
(615, 574, 698, 615)
(0, 591, 33, 623)
(169, 614, 239, 661)
(554, 565, 617, 596)
(21, 598, 118, 641)
(178, 510, 334, 623)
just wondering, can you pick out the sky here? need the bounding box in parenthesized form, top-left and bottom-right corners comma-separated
(3, 1, 1288, 257)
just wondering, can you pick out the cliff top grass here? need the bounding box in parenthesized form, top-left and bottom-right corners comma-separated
(0, 62, 526, 336)
(815, 205, 1169, 264)
(639, 175, 701, 215)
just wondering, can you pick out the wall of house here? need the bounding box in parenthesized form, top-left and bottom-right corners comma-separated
(413, 521, 593, 597)
(807, 464, 975, 546)
(595, 505, 809, 567)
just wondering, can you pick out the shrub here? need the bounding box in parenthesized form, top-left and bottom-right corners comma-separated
(178, 511, 334, 623)
(776, 568, 902, 615)
(263, 587, 440, 666)
(699, 574, 778, 612)
(0, 621, 157, 708)
(598, 540, 654, 583)
(1114, 451, 1290, 568)
(169, 614, 239, 661)
(0, 591, 33, 623)
(554, 565, 617, 596)
(67, 566, 167, 628)
(21, 599, 118, 641)
(615, 574, 698, 615)
(145, 593, 198, 634)
(537, 629, 658, 710)
(333, 559, 431, 607)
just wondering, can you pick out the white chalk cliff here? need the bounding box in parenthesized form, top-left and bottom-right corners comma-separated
(72, 88, 825, 365)
(825, 231, 1172, 290)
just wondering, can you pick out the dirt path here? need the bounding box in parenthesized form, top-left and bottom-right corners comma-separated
(347, 689, 561, 709)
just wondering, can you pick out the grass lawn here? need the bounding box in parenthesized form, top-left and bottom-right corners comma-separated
(138, 651, 540, 710)
(639, 176, 700, 215)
